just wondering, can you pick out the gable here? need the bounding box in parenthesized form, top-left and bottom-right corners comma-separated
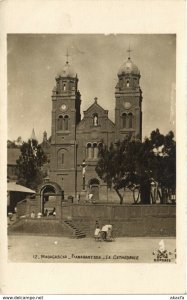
(77, 101, 115, 132)
(83, 101, 108, 118)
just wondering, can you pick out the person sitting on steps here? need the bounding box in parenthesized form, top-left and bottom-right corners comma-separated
(49, 207, 56, 216)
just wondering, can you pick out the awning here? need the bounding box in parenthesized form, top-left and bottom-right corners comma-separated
(7, 182, 36, 194)
(101, 225, 112, 231)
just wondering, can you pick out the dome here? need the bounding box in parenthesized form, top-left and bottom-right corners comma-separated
(57, 61, 76, 78)
(118, 58, 140, 76)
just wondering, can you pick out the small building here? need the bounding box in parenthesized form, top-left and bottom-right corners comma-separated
(7, 181, 36, 213)
(7, 148, 20, 181)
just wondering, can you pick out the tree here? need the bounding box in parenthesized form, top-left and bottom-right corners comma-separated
(95, 138, 143, 204)
(16, 139, 47, 190)
(149, 130, 176, 203)
(7, 140, 18, 148)
(96, 129, 176, 205)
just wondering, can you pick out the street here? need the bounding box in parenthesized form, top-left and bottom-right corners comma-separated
(8, 235, 176, 263)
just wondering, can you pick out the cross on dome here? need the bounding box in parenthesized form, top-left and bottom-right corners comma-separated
(127, 45, 132, 59)
(57, 50, 76, 78)
(66, 49, 69, 64)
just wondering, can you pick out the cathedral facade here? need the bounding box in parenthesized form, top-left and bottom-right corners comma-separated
(48, 54, 142, 202)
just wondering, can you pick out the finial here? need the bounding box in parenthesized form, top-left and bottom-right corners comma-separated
(94, 97, 98, 103)
(43, 130, 47, 141)
(127, 44, 132, 59)
(66, 49, 69, 64)
(31, 128, 37, 141)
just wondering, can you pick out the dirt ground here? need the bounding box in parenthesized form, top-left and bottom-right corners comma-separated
(8, 235, 176, 263)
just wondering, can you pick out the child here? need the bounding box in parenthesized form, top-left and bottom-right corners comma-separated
(94, 225, 101, 241)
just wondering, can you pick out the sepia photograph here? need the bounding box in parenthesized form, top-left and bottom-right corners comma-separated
(7, 34, 176, 264)
(0, 0, 186, 296)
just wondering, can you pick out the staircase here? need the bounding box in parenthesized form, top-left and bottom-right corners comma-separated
(63, 220, 86, 238)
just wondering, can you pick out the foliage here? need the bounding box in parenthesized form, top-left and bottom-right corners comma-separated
(150, 130, 176, 200)
(7, 140, 19, 148)
(95, 129, 176, 204)
(7, 136, 23, 148)
(16, 139, 47, 190)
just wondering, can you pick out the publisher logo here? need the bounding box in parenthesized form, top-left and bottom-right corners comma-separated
(152, 239, 176, 262)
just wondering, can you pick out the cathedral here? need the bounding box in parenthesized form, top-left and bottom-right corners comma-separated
(46, 52, 142, 202)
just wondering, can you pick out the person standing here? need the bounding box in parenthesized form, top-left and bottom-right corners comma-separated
(94, 225, 101, 241)
(31, 211, 35, 218)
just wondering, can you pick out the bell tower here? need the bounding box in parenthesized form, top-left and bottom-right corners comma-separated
(50, 55, 81, 196)
(115, 49, 142, 141)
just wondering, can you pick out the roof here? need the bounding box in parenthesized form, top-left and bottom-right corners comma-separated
(7, 182, 36, 193)
(7, 148, 21, 165)
(57, 61, 76, 78)
(118, 58, 140, 76)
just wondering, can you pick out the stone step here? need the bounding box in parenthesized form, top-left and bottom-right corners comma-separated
(63, 220, 86, 238)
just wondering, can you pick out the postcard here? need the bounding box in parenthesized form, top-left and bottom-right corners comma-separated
(0, 0, 186, 295)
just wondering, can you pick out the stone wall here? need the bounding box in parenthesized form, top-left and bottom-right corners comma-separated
(17, 198, 176, 237)
(61, 203, 176, 237)
(61, 203, 176, 219)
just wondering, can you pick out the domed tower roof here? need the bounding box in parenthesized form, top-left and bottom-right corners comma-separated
(57, 61, 77, 78)
(118, 57, 140, 76)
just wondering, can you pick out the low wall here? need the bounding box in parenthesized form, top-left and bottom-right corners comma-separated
(61, 203, 176, 220)
(61, 204, 176, 237)
(16, 200, 176, 237)
(8, 218, 73, 236)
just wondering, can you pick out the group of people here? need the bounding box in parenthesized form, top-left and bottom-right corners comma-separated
(84, 193, 96, 204)
(30, 207, 56, 219)
(67, 193, 96, 204)
(44, 207, 56, 217)
(94, 224, 113, 241)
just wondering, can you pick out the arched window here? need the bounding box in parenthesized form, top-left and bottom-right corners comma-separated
(98, 142, 103, 150)
(93, 113, 98, 126)
(126, 79, 130, 87)
(128, 113, 133, 128)
(87, 143, 92, 159)
(88, 178, 100, 187)
(58, 115, 63, 130)
(93, 143, 98, 159)
(63, 84, 66, 91)
(57, 148, 67, 168)
(122, 113, 127, 128)
(64, 115, 69, 130)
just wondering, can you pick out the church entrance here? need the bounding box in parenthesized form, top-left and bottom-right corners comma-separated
(40, 182, 63, 215)
(88, 178, 100, 202)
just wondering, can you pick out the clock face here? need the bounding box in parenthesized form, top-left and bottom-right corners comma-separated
(123, 101, 131, 109)
(60, 104, 67, 111)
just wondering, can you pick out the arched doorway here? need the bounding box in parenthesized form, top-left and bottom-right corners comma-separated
(88, 178, 100, 202)
(39, 182, 63, 215)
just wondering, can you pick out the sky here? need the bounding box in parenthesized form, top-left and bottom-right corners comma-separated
(7, 34, 176, 143)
